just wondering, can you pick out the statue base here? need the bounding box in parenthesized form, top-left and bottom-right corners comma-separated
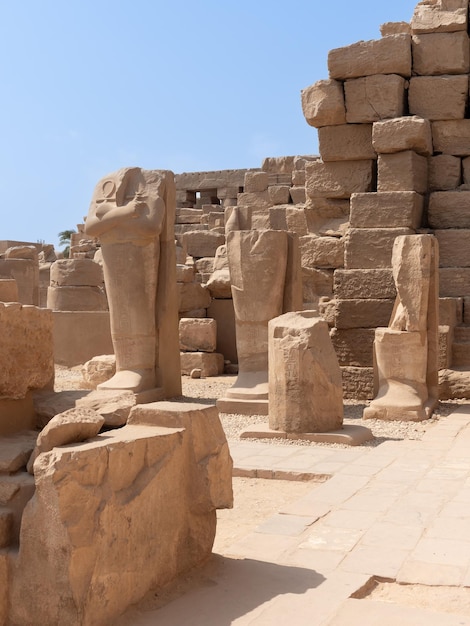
(216, 397, 269, 416)
(239, 423, 373, 446)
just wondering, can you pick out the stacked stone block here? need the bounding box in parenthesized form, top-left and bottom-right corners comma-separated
(302, 0, 470, 398)
(179, 317, 224, 376)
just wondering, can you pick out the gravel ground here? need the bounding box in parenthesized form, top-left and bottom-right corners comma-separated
(55, 366, 465, 449)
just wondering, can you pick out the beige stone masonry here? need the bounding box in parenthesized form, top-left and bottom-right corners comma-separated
(428, 191, 470, 228)
(301, 79, 346, 128)
(0, 259, 37, 306)
(408, 75, 468, 120)
(176, 264, 194, 283)
(411, 0, 468, 34)
(334, 299, 395, 329)
(177, 282, 211, 313)
(268, 185, 291, 205)
(183, 230, 225, 258)
(439, 267, 470, 297)
(286, 207, 308, 235)
(300, 235, 344, 269)
(237, 191, 270, 210)
(412, 31, 470, 75)
(345, 228, 414, 269)
(318, 124, 375, 162)
(0, 302, 53, 402)
(50, 259, 103, 287)
(344, 75, 406, 123)
(330, 327, 376, 367)
(372, 116, 432, 156)
(380, 21, 411, 36)
(305, 160, 374, 199)
(428, 154, 461, 190)
(180, 352, 224, 377)
(328, 35, 412, 80)
(377, 151, 428, 193)
(179, 318, 217, 352)
(350, 192, 423, 229)
(434, 230, 470, 267)
(463, 156, 470, 184)
(0, 279, 18, 303)
(334, 269, 396, 300)
(244, 171, 268, 193)
(302, 267, 334, 302)
(47, 285, 108, 312)
(432, 120, 470, 155)
(341, 366, 374, 399)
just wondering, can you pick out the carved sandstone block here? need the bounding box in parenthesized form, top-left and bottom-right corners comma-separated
(300, 235, 344, 269)
(305, 160, 374, 199)
(434, 229, 470, 267)
(301, 79, 346, 128)
(344, 74, 406, 123)
(318, 124, 375, 162)
(408, 75, 468, 120)
(334, 299, 395, 329)
(428, 191, 470, 228)
(411, 0, 468, 34)
(372, 116, 432, 156)
(428, 154, 461, 190)
(328, 35, 412, 80)
(179, 318, 217, 353)
(432, 120, 470, 155)
(334, 269, 396, 300)
(345, 228, 414, 269)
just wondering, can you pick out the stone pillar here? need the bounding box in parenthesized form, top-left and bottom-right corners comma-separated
(364, 234, 439, 421)
(268, 311, 343, 433)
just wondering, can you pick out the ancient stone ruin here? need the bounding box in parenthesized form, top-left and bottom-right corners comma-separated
(2, 0, 470, 623)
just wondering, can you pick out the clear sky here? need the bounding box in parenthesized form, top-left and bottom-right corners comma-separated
(0, 0, 417, 250)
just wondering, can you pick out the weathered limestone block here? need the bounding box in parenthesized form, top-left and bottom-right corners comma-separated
(268, 185, 291, 205)
(9, 411, 232, 626)
(377, 151, 428, 193)
(381, 22, 411, 36)
(177, 282, 212, 313)
(334, 269, 396, 300)
(345, 228, 414, 269)
(27, 408, 104, 473)
(344, 74, 406, 123)
(0, 279, 18, 303)
(183, 231, 225, 258)
(47, 285, 108, 312)
(305, 196, 350, 220)
(350, 192, 423, 229)
(301, 79, 346, 128)
(0, 303, 53, 401)
(341, 366, 374, 400)
(300, 235, 344, 269)
(290, 187, 306, 205)
(411, 0, 468, 34)
(428, 191, 470, 228)
(0, 258, 37, 305)
(408, 75, 468, 120)
(237, 191, 270, 210)
(334, 299, 395, 329)
(330, 327, 376, 367)
(52, 311, 113, 368)
(244, 171, 268, 193)
(268, 312, 343, 433)
(440, 268, 470, 297)
(305, 160, 374, 199)
(463, 156, 470, 185)
(50, 259, 103, 287)
(372, 116, 432, 156)
(435, 229, 470, 267)
(412, 31, 470, 75)
(176, 264, 195, 283)
(328, 35, 412, 80)
(432, 120, 470, 155)
(81, 354, 116, 389)
(285, 207, 308, 235)
(439, 296, 463, 326)
(262, 156, 296, 174)
(318, 124, 375, 162)
(179, 318, 217, 352)
(428, 154, 461, 190)
(180, 352, 224, 376)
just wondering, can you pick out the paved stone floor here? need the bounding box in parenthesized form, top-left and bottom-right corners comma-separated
(122, 404, 470, 625)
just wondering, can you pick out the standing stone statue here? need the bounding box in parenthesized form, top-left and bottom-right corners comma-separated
(85, 167, 181, 397)
(364, 234, 439, 421)
(217, 207, 302, 415)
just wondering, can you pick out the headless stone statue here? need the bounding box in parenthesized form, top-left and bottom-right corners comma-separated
(85, 167, 181, 397)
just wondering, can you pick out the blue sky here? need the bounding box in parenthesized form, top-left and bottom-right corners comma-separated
(0, 0, 417, 249)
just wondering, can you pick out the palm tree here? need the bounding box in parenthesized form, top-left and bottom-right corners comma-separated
(58, 229, 75, 258)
